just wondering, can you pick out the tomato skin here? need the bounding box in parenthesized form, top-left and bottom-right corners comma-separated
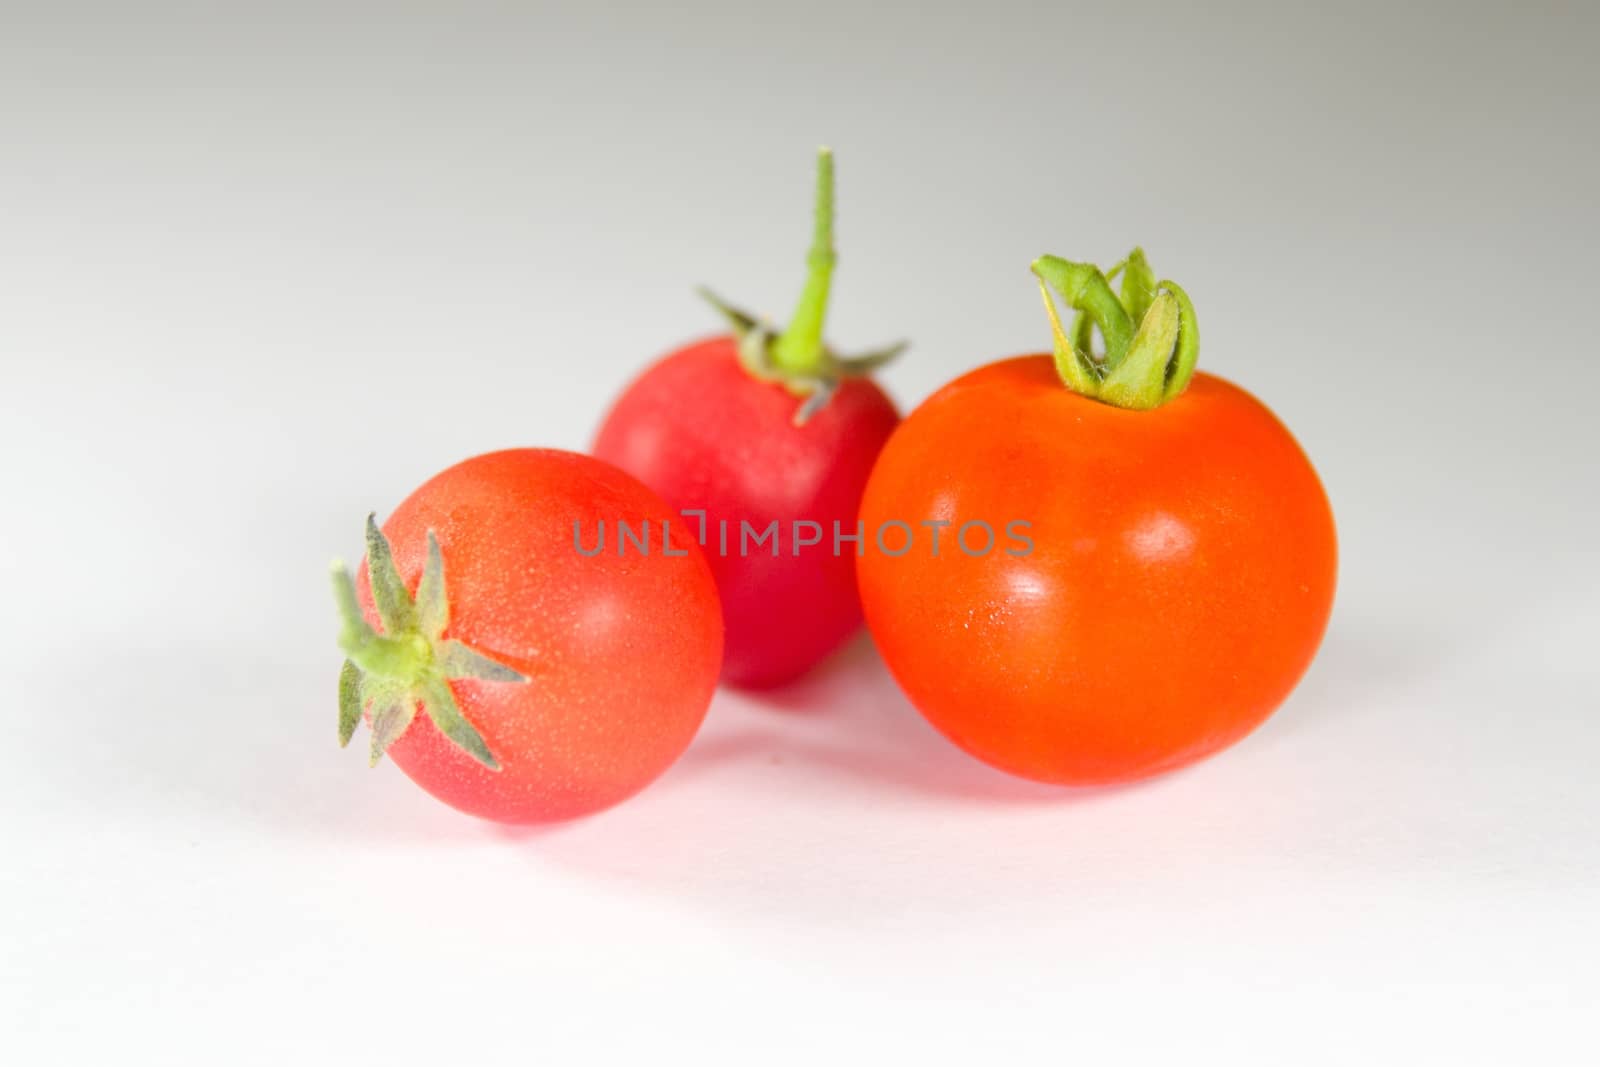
(857, 357, 1337, 785)
(593, 336, 900, 687)
(355, 449, 722, 823)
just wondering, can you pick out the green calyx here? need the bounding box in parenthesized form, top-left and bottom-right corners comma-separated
(1031, 248, 1200, 410)
(330, 516, 526, 771)
(700, 147, 906, 425)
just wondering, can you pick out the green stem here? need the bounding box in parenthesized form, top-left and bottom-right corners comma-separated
(1032, 256, 1135, 365)
(770, 147, 836, 377)
(1119, 248, 1157, 323)
(1029, 249, 1201, 410)
(694, 148, 903, 423)
(330, 522, 518, 771)
(330, 561, 429, 681)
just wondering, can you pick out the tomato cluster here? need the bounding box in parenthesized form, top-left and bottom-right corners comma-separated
(330, 153, 1335, 823)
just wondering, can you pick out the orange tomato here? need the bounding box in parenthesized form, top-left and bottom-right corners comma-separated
(857, 356, 1336, 785)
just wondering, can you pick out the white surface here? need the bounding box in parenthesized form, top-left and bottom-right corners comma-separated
(3, 3, 1597, 1063)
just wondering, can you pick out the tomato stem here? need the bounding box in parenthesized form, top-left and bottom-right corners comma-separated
(330, 561, 431, 681)
(771, 147, 836, 377)
(1034, 256, 1134, 364)
(1118, 248, 1157, 323)
(1031, 249, 1200, 410)
(695, 148, 905, 424)
(329, 522, 526, 771)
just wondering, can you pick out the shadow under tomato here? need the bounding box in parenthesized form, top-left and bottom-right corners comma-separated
(1252, 619, 1448, 748)
(728, 632, 883, 711)
(665, 631, 1155, 808)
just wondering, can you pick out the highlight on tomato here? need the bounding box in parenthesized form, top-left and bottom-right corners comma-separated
(593, 149, 903, 688)
(857, 249, 1337, 785)
(330, 448, 723, 823)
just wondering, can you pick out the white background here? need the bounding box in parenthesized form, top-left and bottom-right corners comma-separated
(3, 2, 1596, 1063)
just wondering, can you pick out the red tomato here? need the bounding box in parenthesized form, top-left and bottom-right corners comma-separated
(858, 354, 1336, 785)
(594, 338, 898, 686)
(594, 149, 902, 687)
(332, 448, 722, 823)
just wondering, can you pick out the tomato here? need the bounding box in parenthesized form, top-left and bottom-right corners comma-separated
(594, 149, 903, 687)
(856, 252, 1336, 785)
(331, 448, 723, 822)
(594, 338, 898, 686)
